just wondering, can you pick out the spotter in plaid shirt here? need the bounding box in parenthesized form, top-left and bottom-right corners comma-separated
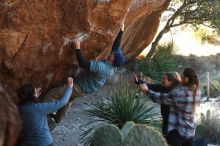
(147, 86, 201, 139)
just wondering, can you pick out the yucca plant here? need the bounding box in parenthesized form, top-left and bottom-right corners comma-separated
(80, 77, 161, 146)
(141, 43, 179, 81)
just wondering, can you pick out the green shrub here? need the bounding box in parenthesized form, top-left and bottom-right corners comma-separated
(141, 43, 180, 81)
(80, 79, 161, 145)
(202, 80, 220, 98)
(196, 109, 220, 144)
(209, 81, 220, 98)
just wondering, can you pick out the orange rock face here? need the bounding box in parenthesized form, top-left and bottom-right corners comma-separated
(0, 0, 170, 93)
(0, 0, 170, 144)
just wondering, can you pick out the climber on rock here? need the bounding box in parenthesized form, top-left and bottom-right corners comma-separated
(46, 23, 126, 124)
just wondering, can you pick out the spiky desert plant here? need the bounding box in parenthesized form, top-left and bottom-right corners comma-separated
(141, 43, 179, 81)
(80, 78, 161, 145)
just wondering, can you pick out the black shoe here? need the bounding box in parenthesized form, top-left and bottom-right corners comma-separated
(49, 113, 61, 124)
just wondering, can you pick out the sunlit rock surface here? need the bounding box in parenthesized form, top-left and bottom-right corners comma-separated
(0, 0, 170, 92)
(0, 0, 170, 145)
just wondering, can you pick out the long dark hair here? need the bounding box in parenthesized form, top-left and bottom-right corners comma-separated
(17, 84, 36, 105)
(182, 68, 199, 112)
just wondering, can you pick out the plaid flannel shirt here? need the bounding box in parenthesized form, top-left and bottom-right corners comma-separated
(148, 86, 201, 139)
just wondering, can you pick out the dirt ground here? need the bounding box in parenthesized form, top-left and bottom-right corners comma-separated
(51, 92, 105, 146)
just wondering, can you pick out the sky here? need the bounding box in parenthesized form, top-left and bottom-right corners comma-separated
(141, 27, 220, 57)
(140, 11, 220, 57)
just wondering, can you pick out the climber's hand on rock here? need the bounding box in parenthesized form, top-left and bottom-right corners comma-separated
(121, 19, 125, 31)
(73, 39, 80, 50)
(67, 77, 73, 88)
(33, 88, 41, 98)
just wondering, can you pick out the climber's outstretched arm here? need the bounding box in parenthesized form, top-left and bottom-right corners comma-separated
(111, 23, 124, 53)
(72, 39, 90, 70)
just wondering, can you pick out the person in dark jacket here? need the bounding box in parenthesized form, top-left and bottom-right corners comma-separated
(133, 72, 181, 136)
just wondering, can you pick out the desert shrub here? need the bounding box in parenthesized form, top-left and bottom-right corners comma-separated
(209, 80, 220, 98)
(195, 103, 220, 144)
(202, 80, 220, 98)
(140, 43, 180, 81)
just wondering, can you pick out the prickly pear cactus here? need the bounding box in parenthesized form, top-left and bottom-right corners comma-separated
(93, 124, 123, 146)
(123, 125, 168, 146)
(121, 121, 135, 139)
(93, 122, 168, 146)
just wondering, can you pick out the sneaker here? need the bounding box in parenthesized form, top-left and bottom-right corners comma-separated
(49, 113, 61, 124)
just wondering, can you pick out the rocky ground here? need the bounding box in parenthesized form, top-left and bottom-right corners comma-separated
(51, 83, 220, 146)
(51, 96, 220, 146)
(51, 97, 86, 146)
(51, 91, 106, 146)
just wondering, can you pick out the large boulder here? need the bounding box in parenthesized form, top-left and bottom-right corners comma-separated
(0, 0, 170, 92)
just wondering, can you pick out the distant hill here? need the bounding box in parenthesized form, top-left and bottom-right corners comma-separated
(175, 53, 220, 85)
(175, 53, 220, 75)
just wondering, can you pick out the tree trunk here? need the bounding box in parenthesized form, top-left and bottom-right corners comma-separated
(144, 2, 186, 63)
(145, 26, 170, 62)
